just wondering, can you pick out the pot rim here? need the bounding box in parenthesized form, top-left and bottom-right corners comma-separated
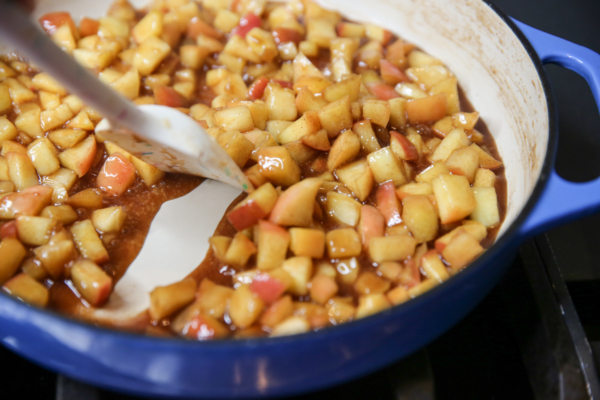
(0, 1, 559, 351)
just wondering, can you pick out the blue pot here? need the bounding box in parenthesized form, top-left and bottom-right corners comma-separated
(1, 1, 600, 398)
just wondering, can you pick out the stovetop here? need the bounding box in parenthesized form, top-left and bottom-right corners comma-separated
(2, 0, 600, 399)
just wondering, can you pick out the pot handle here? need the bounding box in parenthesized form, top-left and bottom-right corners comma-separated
(514, 20, 600, 237)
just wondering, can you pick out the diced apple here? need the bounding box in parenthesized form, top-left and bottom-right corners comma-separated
(420, 250, 450, 283)
(355, 293, 391, 319)
(390, 131, 418, 161)
(227, 183, 278, 230)
(281, 256, 312, 295)
(326, 191, 362, 227)
(326, 228, 361, 258)
(133, 36, 171, 76)
(229, 285, 265, 329)
(6, 152, 39, 190)
(335, 159, 374, 202)
(470, 187, 500, 227)
(295, 87, 328, 114)
(209, 236, 232, 263)
(289, 228, 325, 258)
(70, 219, 109, 263)
(271, 316, 310, 337)
(396, 182, 433, 200)
(452, 111, 479, 130)
(415, 162, 450, 184)
(442, 229, 484, 273)
(445, 146, 479, 183)
(367, 147, 407, 187)
(470, 144, 503, 169)
(3, 273, 49, 307)
(91, 206, 127, 233)
(257, 220, 290, 270)
(353, 120, 382, 154)
(149, 277, 196, 320)
(432, 174, 476, 224)
(66, 188, 103, 209)
(153, 85, 186, 107)
(40, 104, 74, 132)
(97, 152, 137, 196)
(431, 128, 471, 162)
(406, 65, 451, 89)
(250, 270, 290, 303)
(357, 205, 385, 250)
(260, 295, 294, 327)
(323, 74, 361, 102)
(256, 146, 300, 187)
(401, 195, 438, 243)
(17, 216, 57, 246)
(0, 220, 17, 238)
(368, 235, 416, 263)
(317, 96, 353, 138)
(278, 111, 322, 144)
(194, 279, 234, 319)
(32, 239, 75, 280)
(57, 134, 97, 177)
(309, 274, 338, 304)
(130, 156, 165, 186)
(376, 181, 403, 226)
(354, 271, 391, 295)
(27, 138, 60, 177)
(405, 94, 447, 123)
(302, 129, 331, 151)
(399, 258, 421, 288)
(0, 237, 26, 284)
(269, 177, 321, 227)
(327, 130, 360, 171)
(474, 168, 497, 187)
(183, 314, 230, 340)
(48, 129, 88, 149)
(40, 205, 77, 225)
(223, 232, 257, 268)
(387, 286, 410, 305)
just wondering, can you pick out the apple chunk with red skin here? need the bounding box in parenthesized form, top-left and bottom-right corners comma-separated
(390, 131, 418, 161)
(357, 205, 385, 250)
(57, 134, 96, 177)
(442, 228, 484, 273)
(227, 182, 278, 231)
(70, 259, 113, 307)
(269, 177, 322, 227)
(97, 152, 137, 196)
(375, 181, 402, 226)
(432, 173, 476, 224)
(11, 185, 53, 216)
(250, 272, 287, 303)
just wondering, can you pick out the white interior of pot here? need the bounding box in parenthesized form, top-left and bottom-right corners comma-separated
(3, 0, 548, 321)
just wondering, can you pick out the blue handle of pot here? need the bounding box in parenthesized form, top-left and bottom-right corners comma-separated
(514, 20, 600, 237)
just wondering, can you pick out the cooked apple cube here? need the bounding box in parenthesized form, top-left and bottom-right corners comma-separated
(452, 111, 479, 130)
(333, 257, 358, 284)
(0, 237, 27, 284)
(132, 10, 163, 43)
(260, 295, 294, 327)
(31, 72, 66, 95)
(432, 174, 476, 224)
(327, 130, 360, 171)
(318, 96, 353, 138)
(357, 205, 385, 251)
(354, 271, 390, 295)
(0, 181, 14, 194)
(420, 249, 450, 283)
(430, 128, 471, 162)
(15, 109, 42, 138)
(192, 279, 234, 320)
(289, 228, 325, 258)
(355, 293, 391, 319)
(309, 274, 338, 304)
(405, 94, 447, 124)
(6, 151, 39, 191)
(326, 228, 361, 258)
(265, 84, 297, 121)
(335, 159, 374, 202)
(209, 235, 232, 263)
(0, 117, 18, 143)
(97, 152, 137, 196)
(3, 273, 49, 307)
(5, 78, 36, 104)
(470, 144, 503, 169)
(353, 120, 382, 154)
(269, 177, 321, 227)
(40, 104, 74, 133)
(387, 286, 410, 305)
(434, 221, 487, 253)
(27, 138, 60, 177)
(402, 195, 438, 243)
(214, 106, 254, 133)
(229, 285, 265, 328)
(33, 239, 75, 280)
(109, 68, 140, 100)
(445, 146, 479, 183)
(295, 87, 328, 115)
(362, 98, 391, 127)
(129, 156, 165, 186)
(57, 134, 97, 177)
(323, 74, 361, 102)
(17, 216, 57, 246)
(257, 146, 301, 187)
(375, 181, 403, 226)
(470, 187, 500, 227)
(21, 257, 47, 281)
(216, 130, 253, 168)
(181, 313, 230, 340)
(442, 229, 484, 273)
(133, 36, 171, 76)
(70, 219, 109, 263)
(396, 182, 433, 200)
(66, 188, 103, 209)
(368, 235, 416, 263)
(257, 220, 290, 270)
(149, 277, 196, 320)
(390, 131, 418, 161)
(270, 316, 310, 337)
(278, 111, 321, 144)
(223, 232, 257, 268)
(9, 185, 53, 217)
(326, 191, 362, 227)
(48, 129, 88, 149)
(302, 128, 331, 151)
(40, 205, 78, 224)
(415, 162, 449, 184)
(91, 206, 127, 233)
(472, 167, 496, 187)
(367, 147, 407, 187)
(281, 256, 312, 295)
(2, 141, 27, 156)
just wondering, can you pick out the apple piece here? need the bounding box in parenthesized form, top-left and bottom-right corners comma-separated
(129, 156, 165, 186)
(442, 229, 484, 273)
(57, 134, 97, 177)
(271, 316, 310, 337)
(301, 129, 330, 151)
(395, 182, 433, 200)
(223, 232, 257, 268)
(390, 131, 418, 161)
(352, 120, 382, 154)
(416, 162, 450, 184)
(182, 314, 230, 340)
(335, 159, 374, 202)
(70, 219, 109, 263)
(452, 111, 479, 130)
(149, 277, 196, 320)
(79, 17, 99, 37)
(257, 146, 301, 187)
(249, 271, 289, 303)
(0, 117, 18, 143)
(0, 237, 27, 284)
(326, 191, 362, 227)
(326, 228, 361, 258)
(376, 181, 403, 226)
(327, 130, 360, 172)
(470, 144, 503, 169)
(33, 239, 75, 280)
(97, 152, 137, 196)
(399, 258, 421, 288)
(362, 98, 391, 127)
(256, 220, 290, 270)
(323, 74, 361, 102)
(317, 96, 353, 138)
(470, 187, 500, 227)
(278, 111, 321, 144)
(354, 271, 391, 295)
(40, 104, 74, 132)
(66, 188, 103, 209)
(377, 261, 403, 282)
(431, 128, 471, 163)
(48, 129, 88, 149)
(6, 152, 39, 190)
(209, 236, 232, 263)
(269, 177, 321, 227)
(432, 174, 477, 224)
(192, 279, 234, 319)
(248, 77, 269, 100)
(420, 249, 450, 283)
(0, 221, 17, 239)
(434, 221, 487, 253)
(282, 141, 318, 165)
(40, 205, 77, 225)
(228, 183, 278, 230)
(91, 206, 127, 233)
(366, 82, 400, 101)
(16, 216, 57, 246)
(402, 195, 438, 243)
(405, 94, 447, 123)
(153, 85, 186, 107)
(281, 256, 312, 296)
(2, 141, 27, 156)
(368, 235, 417, 263)
(11, 185, 53, 217)
(367, 147, 407, 187)
(407, 278, 440, 298)
(0, 193, 17, 219)
(357, 205, 385, 250)
(474, 168, 497, 188)
(445, 146, 479, 183)
(309, 274, 338, 304)
(260, 295, 294, 327)
(387, 286, 410, 306)
(336, 21, 365, 38)
(229, 285, 265, 329)
(3, 273, 49, 307)
(289, 228, 325, 258)
(27, 138, 61, 177)
(355, 293, 391, 319)
(380, 59, 409, 85)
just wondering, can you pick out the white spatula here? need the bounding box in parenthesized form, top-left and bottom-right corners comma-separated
(0, 1, 252, 192)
